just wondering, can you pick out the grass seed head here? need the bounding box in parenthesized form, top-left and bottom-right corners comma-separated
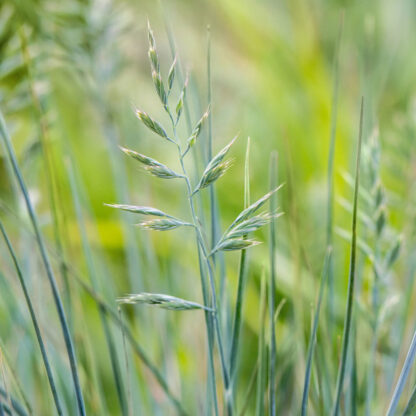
(152, 70, 167, 105)
(194, 159, 232, 194)
(136, 109, 168, 139)
(228, 185, 283, 231)
(137, 218, 190, 231)
(120, 146, 182, 179)
(168, 56, 176, 92)
(188, 107, 210, 147)
(105, 204, 172, 218)
(212, 238, 260, 253)
(118, 293, 210, 311)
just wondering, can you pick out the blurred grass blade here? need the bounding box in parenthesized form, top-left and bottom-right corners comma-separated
(0, 221, 63, 415)
(269, 151, 278, 416)
(326, 10, 344, 337)
(0, 109, 86, 416)
(0, 388, 28, 416)
(331, 98, 364, 416)
(386, 329, 416, 416)
(118, 293, 213, 311)
(255, 270, 267, 416)
(403, 383, 416, 415)
(301, 248, 332, 416)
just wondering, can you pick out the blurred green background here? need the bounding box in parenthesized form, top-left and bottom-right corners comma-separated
(1, 0, 416, 414)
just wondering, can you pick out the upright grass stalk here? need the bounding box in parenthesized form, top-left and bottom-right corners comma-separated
(0, 220, 63, 415)
(301, 248, 332, 416)
(206, 26, 227, 311)
(331, 98, 364, 416)
(207, 26, 216, 249)
(154, 28, 220, 406)
(350, 325, 358, 416)
(204, 29, 231, 416)
(255, 270, 268, 416)
(172, 127, 233, 416)
(269, 152, 278, 416)
(326, 11, 344, 337)
(0, 110, 86, 416)
(229, 137, 251, 388)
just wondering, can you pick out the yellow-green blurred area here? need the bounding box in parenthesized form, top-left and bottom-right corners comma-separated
(1, 0, 416, 414)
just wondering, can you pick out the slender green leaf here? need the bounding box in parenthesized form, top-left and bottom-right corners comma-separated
(331, 98, 364, 416)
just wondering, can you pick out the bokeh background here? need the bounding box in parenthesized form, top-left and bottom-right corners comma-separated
(1, 0, 416, 414)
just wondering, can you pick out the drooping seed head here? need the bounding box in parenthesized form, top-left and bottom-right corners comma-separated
(104, 204, 173, 218)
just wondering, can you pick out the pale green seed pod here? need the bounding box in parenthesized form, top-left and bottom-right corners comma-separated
(228, 185, 284, 231)
(137, 218, 192, 231)
(152, 70, 167, 105)
(194, 160, 232, 193)
(168, 57, 176, 92)
(104, 204, 173, 218)
(119, 146, 183, 179)
(212, 238, 260, 254)
(136, 110, 168, 139)
(187, 108, 210, 147)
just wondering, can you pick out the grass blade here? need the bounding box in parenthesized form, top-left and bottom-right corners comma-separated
(0, 175, 188, 416)
(403, 382, 416, 415)
(269, 151, 278, 416)
(229, 137, 251, 383)
(386, 329, 416, 416)
(255, 270, 268, 416)
(301, 248, 332, 416)
(326, 10, 345, 337)
(0, 221, 63, 415)
(0, 388, 28, 416)
(0, 109, 86, 415)
(331, 97, 364, 416)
